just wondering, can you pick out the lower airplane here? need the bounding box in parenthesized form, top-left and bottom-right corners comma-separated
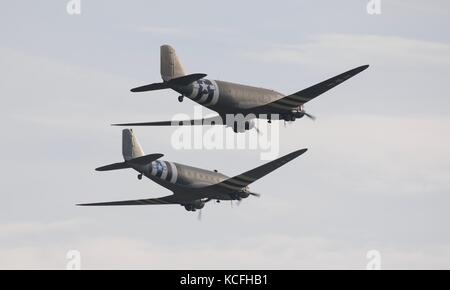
(78, 129, 307, 215)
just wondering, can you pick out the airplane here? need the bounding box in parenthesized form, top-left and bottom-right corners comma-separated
(113, 45, 369, 132)
(78, 129, 308, 216)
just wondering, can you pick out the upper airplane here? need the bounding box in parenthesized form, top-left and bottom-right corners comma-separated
(78, 129, 307, 215)
(114, 45, 369, 132)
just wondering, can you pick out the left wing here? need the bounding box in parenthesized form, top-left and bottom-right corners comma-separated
(204, 148, 308, 195)
(259, 65, 369, 112)
(77, 194, 186, 206)
(112, 115, 224, 127)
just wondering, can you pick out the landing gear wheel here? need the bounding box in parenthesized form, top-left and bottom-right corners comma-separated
(137, 174, 143, 180)
(178, 95, 184, 102)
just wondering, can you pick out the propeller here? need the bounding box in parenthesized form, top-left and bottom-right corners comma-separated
(303, 112, 316, 121)
(230, 199, 241, 208)
(197, 198, 212, 221)
(249, 192, 261, 198)
(255, 126, 262, 135)
(225, 190, 261, 209)
(282, 112, 316, 126)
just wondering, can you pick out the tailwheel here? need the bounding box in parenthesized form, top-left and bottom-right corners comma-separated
(137, 174, 143, 180)
(178, 95, 184, 102)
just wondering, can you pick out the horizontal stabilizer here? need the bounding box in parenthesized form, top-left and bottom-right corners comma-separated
(130, 73, 207, 93)
(95, 162, 130, 171)
(167, 73, 207, 86)
(127, 153, 164, 165)
(95, 154, 164, 171)
(131, 82, 170, 92)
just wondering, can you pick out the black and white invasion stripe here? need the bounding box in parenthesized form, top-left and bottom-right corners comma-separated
(149, 160, 178, 184)
(188, 79, 219, 107)
(217, 174, 257, 191)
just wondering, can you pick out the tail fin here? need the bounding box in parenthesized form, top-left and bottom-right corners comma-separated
(122, 129, 144, 161)
(160, 45, 186, 81)
(95, 130, 163, 172)
(131, 45, 205, 92)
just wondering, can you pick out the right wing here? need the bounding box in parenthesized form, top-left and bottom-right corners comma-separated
(112, 115, 224, 127)
(77, 194, 186, 206)
(258, 65, 369, 112)
(205, 148, 308, 194)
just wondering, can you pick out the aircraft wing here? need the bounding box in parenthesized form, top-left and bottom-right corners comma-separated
(112, 115, 224, 127)
(260, 65, 369, 112)
(77, 194, 186, 206)
(205, 148, 308, 194)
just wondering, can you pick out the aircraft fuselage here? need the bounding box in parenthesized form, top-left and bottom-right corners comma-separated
(130, 160, 246, 201)
(174, 79, 289, 115)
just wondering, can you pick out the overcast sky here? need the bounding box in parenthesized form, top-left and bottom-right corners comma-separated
(1, 0, 450, 269)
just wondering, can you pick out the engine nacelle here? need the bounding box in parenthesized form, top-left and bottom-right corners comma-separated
(184, 200, 205, 211)
(283, 110, 305, 122)
(230, 119, 256, 133)
(230, 189, 250, 200)
(239, 191, 250, 199)
(293, 111, 305, 118)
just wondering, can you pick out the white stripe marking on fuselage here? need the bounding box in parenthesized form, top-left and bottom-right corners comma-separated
(160, 161, 168, 180)
(204, 80, 219, 107)
(168, 161, 178, 184)
(188, 82, 199, 98)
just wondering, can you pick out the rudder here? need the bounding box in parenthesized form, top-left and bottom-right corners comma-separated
(122, 129, 144, 161)
(160, 45, 186, 82)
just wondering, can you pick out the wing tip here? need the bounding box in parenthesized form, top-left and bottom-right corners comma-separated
(342, 64, 369, 79)
(287, 148, 308, 159)
(76, 202, 117, 206)
(357, 64, 370, 72)
(130, 86, 147, 93)
(280, 148, 308, 161)
(111, 123, 140, 127)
